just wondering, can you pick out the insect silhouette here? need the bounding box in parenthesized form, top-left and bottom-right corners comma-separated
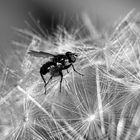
(28, 50, 84, 94)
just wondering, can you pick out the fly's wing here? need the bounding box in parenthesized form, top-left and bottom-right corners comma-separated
(28, 50, 55, 58)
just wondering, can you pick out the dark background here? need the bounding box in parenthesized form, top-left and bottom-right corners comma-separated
(0, 0, 140, 63)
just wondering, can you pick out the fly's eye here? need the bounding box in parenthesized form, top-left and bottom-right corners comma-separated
(70, 55, 76, 62)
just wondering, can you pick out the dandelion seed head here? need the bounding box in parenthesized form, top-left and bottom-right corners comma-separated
(2, 8, 140, 140)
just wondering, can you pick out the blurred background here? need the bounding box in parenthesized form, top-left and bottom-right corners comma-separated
(0, 0, 140, 62)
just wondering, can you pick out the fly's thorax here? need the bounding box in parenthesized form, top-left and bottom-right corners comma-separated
(57, 62, 62, 68)
(64, 59, 70, 65)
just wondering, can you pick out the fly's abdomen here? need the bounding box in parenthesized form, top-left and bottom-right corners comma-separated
(40, 65, 49, 75)
(40, 62, 55, 75)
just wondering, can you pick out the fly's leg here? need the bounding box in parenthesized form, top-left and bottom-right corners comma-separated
(71, 64, 84, 76)
(40, 73, 47, 85)
(59, 72, 63, 92)
(67, 69, 69, 73)
(45, 75, 53, 87)
(44, 76, 53, 94)
(40, 72, 53, 94)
